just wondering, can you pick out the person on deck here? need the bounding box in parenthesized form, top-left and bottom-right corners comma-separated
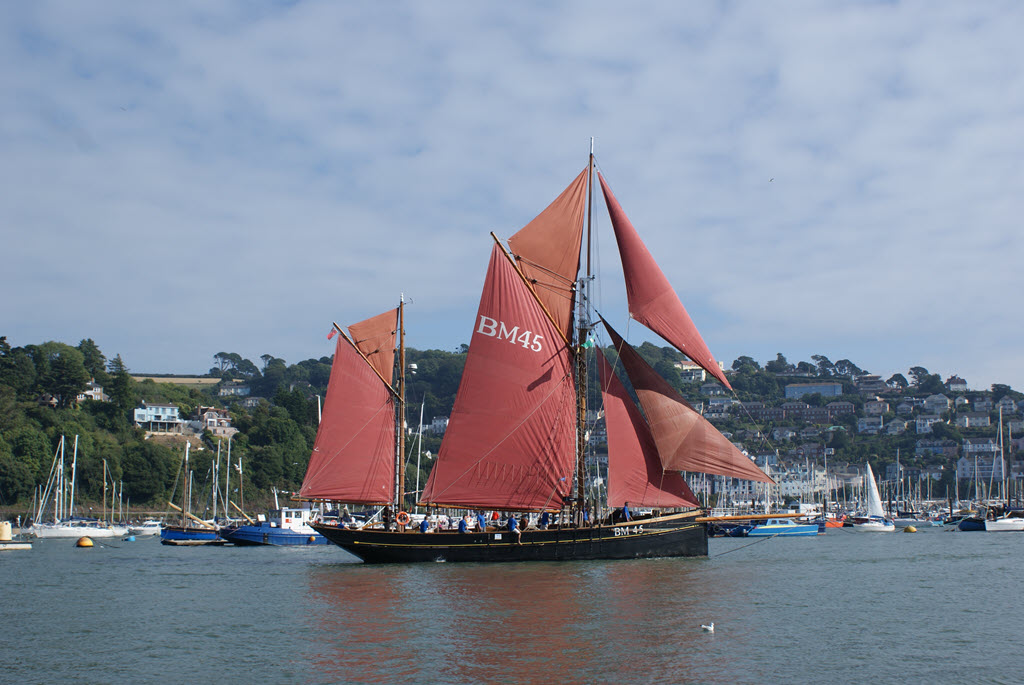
(508, 514, 522, 545)
(383, 506, 393, 531)
(539, 511, 549, 530)
(458, 515, 469, 534)
(419, 518, 430, 533)
(622, 501, 631, 522)
(476, 511, 488, 532)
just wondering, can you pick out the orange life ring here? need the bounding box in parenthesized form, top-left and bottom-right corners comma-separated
(396, 511, 411, 526)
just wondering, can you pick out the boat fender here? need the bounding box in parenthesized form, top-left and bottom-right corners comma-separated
(396, 511, 411, 526)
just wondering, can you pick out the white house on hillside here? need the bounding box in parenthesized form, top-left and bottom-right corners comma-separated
(134, 403, 183, 434)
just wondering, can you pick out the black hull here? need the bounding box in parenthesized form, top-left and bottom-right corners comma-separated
(312, 513, 707, 563)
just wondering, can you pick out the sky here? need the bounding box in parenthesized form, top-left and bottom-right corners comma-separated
(2, 2, 1023, 391)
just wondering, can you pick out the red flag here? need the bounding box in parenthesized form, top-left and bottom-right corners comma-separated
(327, 328, 337, 340)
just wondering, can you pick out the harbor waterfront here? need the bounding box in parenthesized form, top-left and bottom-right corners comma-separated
(5, 531, 1023, 683)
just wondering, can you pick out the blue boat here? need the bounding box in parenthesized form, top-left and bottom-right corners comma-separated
(746, 518, 819, 537)
(160, 524, 225, 545)
(219, 505, 330, 546)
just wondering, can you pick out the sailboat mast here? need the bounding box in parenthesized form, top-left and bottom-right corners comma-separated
(396, 297, 407, 511)
(575, 142, 595, 512)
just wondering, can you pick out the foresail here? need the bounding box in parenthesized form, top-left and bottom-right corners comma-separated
(599, 173, 732, 390)
(603, 320, 772, 483)
(421, 244, 577, 511)
(508, 167, 589, 342)
(597, 349, 700, 509)
(299, 311, 398, 504)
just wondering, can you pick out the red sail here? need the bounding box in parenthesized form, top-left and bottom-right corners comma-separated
(604, 321, 772, 483)
(508, 167, 588, 342)
(599, 173, 732, 390)
(597, 349, 700, 509)
(299, 311, 398, 504)
(421, 244, 577, 511)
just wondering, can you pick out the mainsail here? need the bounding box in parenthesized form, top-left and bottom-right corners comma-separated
(603, 320, 772, 484)
(599, 173, 732, 390)
(421, 244, 577, 511)
(299, 310, 398, 504)
(597, 349, 700, 508)
(864, 462, 885, 518)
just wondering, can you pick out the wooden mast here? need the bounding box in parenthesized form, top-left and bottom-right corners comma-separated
(575, 140, 595, 515)
(396, 297, 407, 517)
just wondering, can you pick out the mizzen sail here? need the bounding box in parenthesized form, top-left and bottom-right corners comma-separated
(599, 173, 732, 390)
(299, 310, 398, 504)
(421, 243, 577, 511)
(604, 320, 771, 483)
(597, 349, 700, 509)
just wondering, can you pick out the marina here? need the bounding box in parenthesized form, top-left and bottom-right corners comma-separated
(4, 528, 1023, 683)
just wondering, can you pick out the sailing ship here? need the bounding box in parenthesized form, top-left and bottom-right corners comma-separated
(847, 463, 895, 533)
(304, 147, 772, 563)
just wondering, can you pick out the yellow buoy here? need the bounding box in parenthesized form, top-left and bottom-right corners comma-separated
(903, 525, 917, 533)
(76, 536, 94, 547)
(308, 536, 316, 544)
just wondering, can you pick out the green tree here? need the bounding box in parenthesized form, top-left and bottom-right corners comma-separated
(887, 373, 908, 391)
(35, 342, 91, 408)
(834, 359, 864, 378)
(811, 355, 835, 377)
(732, 356, 760, 372)
(765, 353, 792, 374)
(106, 354, 134, 411)
(77, 338, 109, 385)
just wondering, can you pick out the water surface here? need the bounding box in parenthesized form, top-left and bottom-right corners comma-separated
(4, 528, 1022, 684)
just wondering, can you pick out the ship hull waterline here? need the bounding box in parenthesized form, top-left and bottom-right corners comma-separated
(312, 513, 707, 563)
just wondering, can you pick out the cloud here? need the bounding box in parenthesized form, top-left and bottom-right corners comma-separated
(2, 1, 1023, 391)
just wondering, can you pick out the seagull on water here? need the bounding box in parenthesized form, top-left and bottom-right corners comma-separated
(701, 622, 714, 633)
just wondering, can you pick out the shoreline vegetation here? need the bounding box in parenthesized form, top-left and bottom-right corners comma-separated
(1, 336, 1019, 516)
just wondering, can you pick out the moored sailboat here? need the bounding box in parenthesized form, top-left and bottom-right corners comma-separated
(847, 463, 895, 533)
(306, 147, 772, 563)
(160, 443, 224, 546)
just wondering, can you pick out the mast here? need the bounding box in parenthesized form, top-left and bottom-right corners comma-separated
(396, 296, 407, 512)
(69, 435, 78, 520)
(575, 140, 594, 513)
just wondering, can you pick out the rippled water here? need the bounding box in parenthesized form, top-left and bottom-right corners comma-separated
(4, 528, 1023, 684)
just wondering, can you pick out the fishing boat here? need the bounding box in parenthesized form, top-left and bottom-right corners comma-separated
(847, 463, 895, 533)
(218, 492, 330, 546)
(305, 146, 772, 563)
